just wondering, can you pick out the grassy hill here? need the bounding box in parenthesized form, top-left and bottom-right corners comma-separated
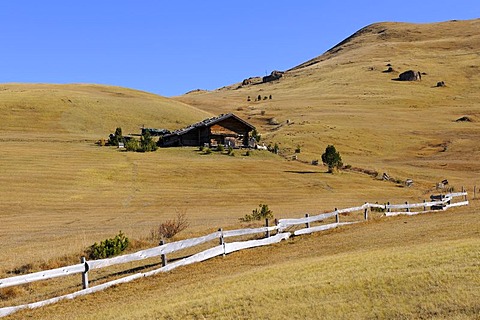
(0, 83, 210, 138)
(1, 19, 479, 319)
(177, 18, 480, 189)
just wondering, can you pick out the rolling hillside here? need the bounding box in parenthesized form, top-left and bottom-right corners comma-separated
(1, 19, 479, 319)
(177, 18, 480, 188)
(0, 83, 210, 139)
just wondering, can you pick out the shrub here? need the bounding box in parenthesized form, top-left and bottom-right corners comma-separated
(321, 145, 343, 173)
(245, 150, 251, 156)
(151, 213, 189, 240)
(86, 231, 129, 260)
(140, 130, 158, 152)
(125, 139, 140, 152)
(257, 94, 262, 101)
(204, 148, 212, 154)
(228, 146, 234, 156)
(240, 204, 273, 222)
(295, 145, 301, 153)
(108, 127, 123, 146)
(273, 143, 279, 154)
(217, 144, 225, 152)
(251, 129, 261, 143)
(125, 131, 158, 152)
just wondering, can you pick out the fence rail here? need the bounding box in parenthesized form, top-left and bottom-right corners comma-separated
(0, 191, 470, 318)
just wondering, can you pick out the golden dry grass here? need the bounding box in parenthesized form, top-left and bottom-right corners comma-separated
(177, 19, 480, 188)
(5, 202, 479, 319)
(1, 19, 480, 319)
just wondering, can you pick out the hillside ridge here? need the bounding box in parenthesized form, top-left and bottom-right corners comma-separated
(0, 83, 211, 139)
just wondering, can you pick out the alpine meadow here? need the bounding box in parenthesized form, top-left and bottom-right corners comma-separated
(1, 19, 479, 319)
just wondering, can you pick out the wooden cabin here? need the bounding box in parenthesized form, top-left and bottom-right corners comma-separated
(159, 113, 255, 148)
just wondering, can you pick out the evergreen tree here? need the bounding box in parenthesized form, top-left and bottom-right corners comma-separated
(140, 130, 158, 152)
(321, 145, 343, 173)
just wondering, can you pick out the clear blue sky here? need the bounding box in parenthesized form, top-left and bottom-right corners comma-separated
(0, 1, 478, 96)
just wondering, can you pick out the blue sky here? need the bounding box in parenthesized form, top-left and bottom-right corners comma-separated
(0, 1, 478, 96)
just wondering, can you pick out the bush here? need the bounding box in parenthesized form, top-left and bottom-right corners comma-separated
(251, 129, 261, 143)
(204, 148, 212, 154)
(86, 231, 129, 260)
(108, 127, 123, 146)
(245, 150, 251, 156)
(125, 131, 158, 152)
(273, 143, 279, 154)
(140, 130, 158, 152)
(150, 213, 189, 240)
(321, 145, 343, 173)
(240, 204, 273, 222)
(217, 144, 225, 152)
(295, 145, 301, 153)
(125, 139, 140, 152)
(228, 146, 234, 156)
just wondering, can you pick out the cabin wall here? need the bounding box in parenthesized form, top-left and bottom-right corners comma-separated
(159, 115, 254, 147)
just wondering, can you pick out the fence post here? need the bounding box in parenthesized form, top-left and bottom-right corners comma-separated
(81, 256, 89, 290)
(364, 202, 368, 221)
(274, 218, 279, 235)
(423, 199, 427, 212)
(405, 201, 410, 213)
(387, 202, 391, 213)
(474, 185, 477, 200)
(462, 186, 467, 201)
(160, 240, 167, 267)
(219, 228, 225, 256)
(335, 208, 339, 223)
(265, 218, 270, 238)
(305, 213, 310, 229)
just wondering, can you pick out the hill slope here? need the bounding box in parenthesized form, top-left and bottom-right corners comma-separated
(0, 83, 210, 139)
(177, 18, 480, 188)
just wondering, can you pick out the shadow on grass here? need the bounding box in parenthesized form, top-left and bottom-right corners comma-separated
(284, 170, 327, 174)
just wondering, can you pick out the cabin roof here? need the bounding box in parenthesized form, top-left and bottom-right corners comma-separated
(165, 113, 255, 137)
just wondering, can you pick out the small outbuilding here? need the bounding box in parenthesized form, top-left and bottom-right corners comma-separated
(159, 113, 256, 148)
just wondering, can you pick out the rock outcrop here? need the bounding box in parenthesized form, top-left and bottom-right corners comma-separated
(398, 70, 422, 81)
(262, 70, 284, 83)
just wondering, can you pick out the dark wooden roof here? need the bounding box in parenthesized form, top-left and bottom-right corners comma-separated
(164, 113, 255, 137)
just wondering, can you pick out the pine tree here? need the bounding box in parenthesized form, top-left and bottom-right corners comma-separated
(321, 145, 343, 173)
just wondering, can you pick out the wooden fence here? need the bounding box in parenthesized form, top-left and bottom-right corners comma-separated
(0, 191, 469, 318)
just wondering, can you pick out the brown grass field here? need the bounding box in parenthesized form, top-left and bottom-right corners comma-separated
(1, 19, 479, 319)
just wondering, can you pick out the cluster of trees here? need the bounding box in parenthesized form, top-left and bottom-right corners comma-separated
(108, 127, 157, 152)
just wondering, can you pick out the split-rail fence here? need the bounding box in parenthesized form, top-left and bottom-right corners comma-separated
(0, 190, 469, 317)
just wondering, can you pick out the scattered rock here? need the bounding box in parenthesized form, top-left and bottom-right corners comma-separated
(242, 79, 251, 86)
(268, 117, 279, 125)
(397, 70, 422, 81)
(456, 116, 473, 122)
(436, 81, 446, 87)
(263, 70, 284, 83)
(383, 67, 394, 73)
